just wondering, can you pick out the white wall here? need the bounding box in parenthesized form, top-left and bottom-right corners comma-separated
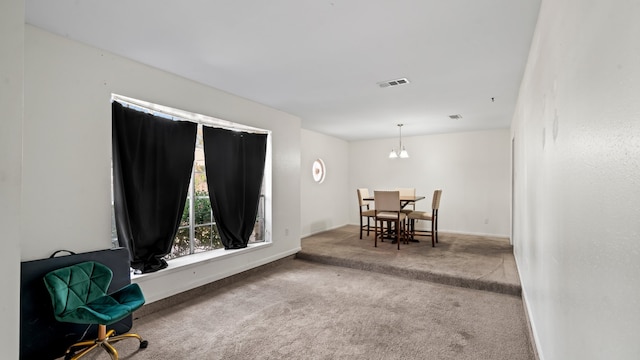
(300, 129, 350, 237)
(349, 129, 511, 237)
(23, 26, 301, 303)
(0, 1, 23, 358)
(512, 1, 640, 359)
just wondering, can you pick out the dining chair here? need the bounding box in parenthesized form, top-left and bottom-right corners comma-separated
(374, 190, 407, 250)
(357, 188, 376, 239)
(407, 189, 442, 247)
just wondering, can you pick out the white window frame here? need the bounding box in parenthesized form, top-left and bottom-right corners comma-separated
(110, 94, 272, 265)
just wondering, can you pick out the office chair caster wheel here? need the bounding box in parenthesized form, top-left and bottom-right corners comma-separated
(140, 340, 149, 349)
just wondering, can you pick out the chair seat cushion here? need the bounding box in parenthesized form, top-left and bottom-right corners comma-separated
(376, 212, 407, 220)
(408, 211, 432, 220)
(58, 284, 145, 325)
(362, 209, 376, 217)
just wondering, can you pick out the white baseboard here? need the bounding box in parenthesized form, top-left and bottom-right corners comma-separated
(440, 229, 510, 239)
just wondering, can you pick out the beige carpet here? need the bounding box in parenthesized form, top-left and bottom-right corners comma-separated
(62, 226, 533, 359)
(297, 226, 521, 296)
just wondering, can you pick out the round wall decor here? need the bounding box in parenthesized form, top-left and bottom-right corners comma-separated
(312, 159, 326, 183)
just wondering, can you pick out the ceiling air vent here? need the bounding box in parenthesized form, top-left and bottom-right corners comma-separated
(377, 78, 410, 88)
(449, 114, 463, 120)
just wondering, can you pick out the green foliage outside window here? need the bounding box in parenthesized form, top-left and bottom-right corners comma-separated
(170, 191, 223, 258)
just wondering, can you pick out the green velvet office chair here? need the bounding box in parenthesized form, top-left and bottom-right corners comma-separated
(43, 261, 148, 360)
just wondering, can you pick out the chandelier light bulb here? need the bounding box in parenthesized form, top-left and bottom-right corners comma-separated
(389, 124, 409, 159)
(399, 146, 409, 158)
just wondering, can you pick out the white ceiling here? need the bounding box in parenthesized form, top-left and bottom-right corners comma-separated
(25, 0, 540, 141)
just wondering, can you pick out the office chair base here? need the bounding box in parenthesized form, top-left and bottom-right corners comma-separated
(64, 326, 148, 360)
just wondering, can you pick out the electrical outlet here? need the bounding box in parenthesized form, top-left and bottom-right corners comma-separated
(285, 228, 289, 236)
(484, 219, 489, 224)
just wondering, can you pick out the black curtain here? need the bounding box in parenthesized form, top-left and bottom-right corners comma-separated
(202, 127, 267, 249)
(112, 102, 197, 273)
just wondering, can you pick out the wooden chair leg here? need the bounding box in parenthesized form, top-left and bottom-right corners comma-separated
(396, 219, 401, 250)
(381, 221, 388, 242)
(409, 219, 415, 241)
(374, 219, 378, 247)
(359, 217, 364, 239)
(431, 219, 435, 247)
(403, 220, 408, 245)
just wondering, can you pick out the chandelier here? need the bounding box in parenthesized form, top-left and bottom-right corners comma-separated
(389, 123, 409, 159)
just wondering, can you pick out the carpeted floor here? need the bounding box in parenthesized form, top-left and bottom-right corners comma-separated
(62, 226, 534, 360)
(297, 225, 521, 295)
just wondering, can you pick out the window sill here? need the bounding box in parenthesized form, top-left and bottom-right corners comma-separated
(131, 241, 272, 281)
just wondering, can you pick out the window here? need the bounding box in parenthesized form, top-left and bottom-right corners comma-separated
(111, 94, 270, 261)
(168, 125, 220, 259)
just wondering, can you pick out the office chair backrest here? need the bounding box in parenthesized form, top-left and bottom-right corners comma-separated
(43, 261, 113, 319)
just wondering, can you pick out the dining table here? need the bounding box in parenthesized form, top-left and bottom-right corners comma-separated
(363, 193, 426, 243)
(363, 194, 425, 209)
